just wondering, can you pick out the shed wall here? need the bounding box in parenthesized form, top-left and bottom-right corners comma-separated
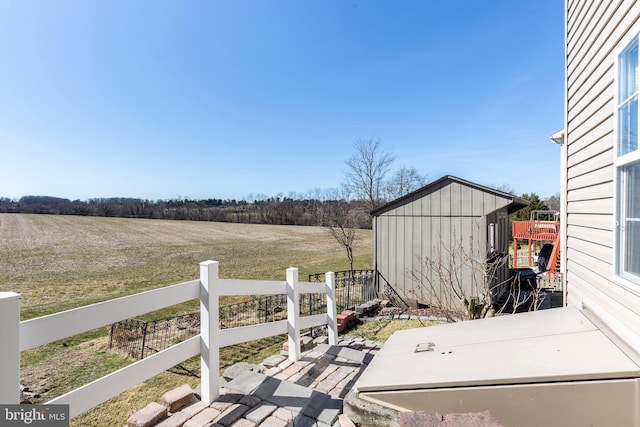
(565, 0, 640, 350)
(374, 180, 511, 308)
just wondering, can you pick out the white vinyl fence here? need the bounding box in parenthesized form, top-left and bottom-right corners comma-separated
(0, 261, 338, 419)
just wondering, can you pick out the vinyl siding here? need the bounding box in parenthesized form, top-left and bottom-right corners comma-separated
(565, 0, 640, 349)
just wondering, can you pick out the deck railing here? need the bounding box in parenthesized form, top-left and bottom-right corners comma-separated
(511, 220, 559, 241)
(0, 261, 338, 419)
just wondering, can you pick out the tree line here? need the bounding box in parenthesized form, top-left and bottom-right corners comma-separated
(0, 139, 428, 230)
(0, 138, 558, 231)
(0, 195, 376, 228)
(0, 189, 556, 227)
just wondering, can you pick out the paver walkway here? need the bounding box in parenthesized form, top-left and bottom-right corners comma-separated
(129, 337, 382, 427)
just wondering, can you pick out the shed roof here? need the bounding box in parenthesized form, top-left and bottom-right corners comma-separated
(370, 175, 529, 216)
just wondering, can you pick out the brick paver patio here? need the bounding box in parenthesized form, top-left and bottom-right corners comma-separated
(127, 337, 381, 427)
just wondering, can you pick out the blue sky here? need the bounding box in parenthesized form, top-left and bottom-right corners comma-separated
(0, 1, 564, 202)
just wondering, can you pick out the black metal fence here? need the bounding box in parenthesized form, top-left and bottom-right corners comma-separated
(307, 269, 377, 310)
(109, 313, 200, 359)
(109, 270, 379, 359)
(219, 294, 288, 329)
(377, 273, 410, 308)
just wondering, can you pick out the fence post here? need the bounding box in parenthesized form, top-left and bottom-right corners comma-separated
(140, 322, 148, 359)
(286, 267, 301, 361)
(347, 270, 352, 308)
(200, 260, 220, 403)
(0, 292, 20, 404)
(108, 323, 115, 349)
(325, 272, 338, 345)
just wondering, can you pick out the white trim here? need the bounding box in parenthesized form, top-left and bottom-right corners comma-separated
(614, 149, 640, 167)
(612, 23, 640, 290)
(560, 0, 568, 301)
(612, 152, 620, 283)
(615, 19, 640, 69)
(614, 272, 640, 296)
(613, 151, 640, 289)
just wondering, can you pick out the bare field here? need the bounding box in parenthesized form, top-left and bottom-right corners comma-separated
(0, 214, 372, 319)
(1, 213, 372, 426)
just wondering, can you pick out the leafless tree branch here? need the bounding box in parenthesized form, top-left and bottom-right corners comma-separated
(408, 224, 545, 321)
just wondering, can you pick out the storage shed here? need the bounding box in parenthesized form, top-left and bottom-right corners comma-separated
(371, 175, 527, 309)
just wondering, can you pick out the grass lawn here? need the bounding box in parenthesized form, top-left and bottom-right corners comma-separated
(1, 214, 378, 426)
(350, 318, 442, 342)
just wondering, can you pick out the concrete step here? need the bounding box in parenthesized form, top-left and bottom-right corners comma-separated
(226, 370, 343, 426)
(314, 343, 374, 365)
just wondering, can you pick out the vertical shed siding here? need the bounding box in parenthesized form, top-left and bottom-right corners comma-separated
(373, 179, 513, 307)
(565, 0, 640, 344)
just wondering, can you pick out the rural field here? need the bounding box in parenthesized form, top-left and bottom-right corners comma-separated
(0, 213, 372, 426)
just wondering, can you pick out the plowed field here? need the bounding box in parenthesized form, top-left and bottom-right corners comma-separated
(0, 214, 372, 319)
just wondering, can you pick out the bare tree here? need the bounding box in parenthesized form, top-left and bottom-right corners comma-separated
(384, 165, 428, 200)
(545, 193, 561, 212)
(344, 138, 395, 211)
(327, 220, 358, 272)
(486, 183, 516, 194)
(408, 235, 505, 321)
(407, 225, 546, 322)
(324, 193, 364, 272)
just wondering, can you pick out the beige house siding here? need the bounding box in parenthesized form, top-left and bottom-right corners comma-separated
(565, 0, 640, 349)
(372, 176, 521, 307)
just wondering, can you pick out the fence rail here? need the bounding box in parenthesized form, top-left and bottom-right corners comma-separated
(111, 269, 379, 359)
(0, 261, 338, 419)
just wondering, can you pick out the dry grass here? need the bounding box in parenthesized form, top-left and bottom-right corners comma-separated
(0, 214, 371, 319)
(1, 214, 372, 426)
(350, 319, 441, 342)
